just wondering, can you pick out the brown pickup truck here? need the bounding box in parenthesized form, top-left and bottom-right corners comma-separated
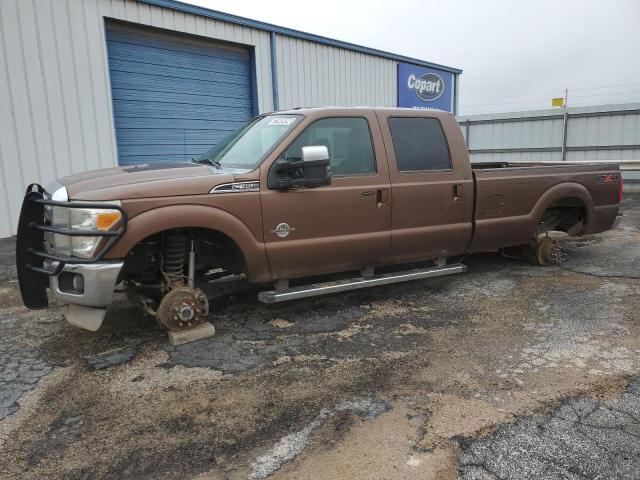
(16, 108, 623, 333)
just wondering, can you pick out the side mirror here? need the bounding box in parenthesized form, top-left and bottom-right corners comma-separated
(301, 145, 330, 163)
(268, 145, 332, 189)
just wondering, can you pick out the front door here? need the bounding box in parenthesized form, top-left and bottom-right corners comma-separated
(376, 111, 473, 263)
(260, 111, 391, 281)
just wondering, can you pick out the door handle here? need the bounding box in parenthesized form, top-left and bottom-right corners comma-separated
(376, 188, 389, 208)
(453, 184, 463, 201)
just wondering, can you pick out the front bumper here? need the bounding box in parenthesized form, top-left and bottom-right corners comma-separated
(47, 260, 123, 331)
(48, 260, 123, 307)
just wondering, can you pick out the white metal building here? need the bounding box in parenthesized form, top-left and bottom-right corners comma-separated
(457, 103, 640, 163)
(0, 0, 461, 238)
(456, 102, 640, 190)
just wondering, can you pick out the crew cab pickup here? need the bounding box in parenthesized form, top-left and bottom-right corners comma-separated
(16, 108, 623, 332)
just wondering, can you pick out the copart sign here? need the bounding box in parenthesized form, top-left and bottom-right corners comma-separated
(397, 63, 454, 112)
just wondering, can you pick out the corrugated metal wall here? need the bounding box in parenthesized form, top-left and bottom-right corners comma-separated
(275, 35, 397, 109)
(565, 108, 640, 161)
(457, 103, 640, 163)
(0, 0, 273, 238)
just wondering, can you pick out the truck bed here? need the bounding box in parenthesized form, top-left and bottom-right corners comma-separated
(468, 161, 621, 252)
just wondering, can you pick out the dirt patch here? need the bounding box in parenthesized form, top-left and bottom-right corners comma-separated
(272, 403, 458, 480)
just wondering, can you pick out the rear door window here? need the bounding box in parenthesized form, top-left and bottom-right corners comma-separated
(388, 117, 452, 172)
(284, 117, 376, 176)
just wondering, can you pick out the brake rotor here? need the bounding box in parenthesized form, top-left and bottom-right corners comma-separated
(536, 236, 558, 266)
(156, 287, 209, 331)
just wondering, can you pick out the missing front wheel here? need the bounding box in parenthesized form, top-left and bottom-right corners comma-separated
(156, 286, 210, 331)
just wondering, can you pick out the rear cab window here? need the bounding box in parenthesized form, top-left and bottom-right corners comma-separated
(284, 117, 376, 177)
(388, 117, 452, 172)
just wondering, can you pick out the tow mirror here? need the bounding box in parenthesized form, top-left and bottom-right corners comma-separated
(302, 145, 330, 163)
(268, 145, 332, 189)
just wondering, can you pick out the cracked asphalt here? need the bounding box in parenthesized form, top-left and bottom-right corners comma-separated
(0, 194, 638, 479)
(459, 378, 640, 479)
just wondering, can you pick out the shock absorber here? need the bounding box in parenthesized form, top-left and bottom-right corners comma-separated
(156, 232, 209, 332)
(162, 231, 187, 288)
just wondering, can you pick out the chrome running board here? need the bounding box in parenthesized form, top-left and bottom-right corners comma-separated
(257, 263, 467, 304)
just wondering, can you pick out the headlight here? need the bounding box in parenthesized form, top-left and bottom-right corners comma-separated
(69, 208, 122, 232)
(46, 203, 122, 258)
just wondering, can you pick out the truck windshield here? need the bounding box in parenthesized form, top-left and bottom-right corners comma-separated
(195, 115, 302, 169)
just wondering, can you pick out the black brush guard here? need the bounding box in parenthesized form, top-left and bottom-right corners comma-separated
(16, 184, 127, 309)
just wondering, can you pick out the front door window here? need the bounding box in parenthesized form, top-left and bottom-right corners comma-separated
(284, 117, 376, 177)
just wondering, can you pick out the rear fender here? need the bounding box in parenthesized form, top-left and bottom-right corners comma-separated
(105, 205, 270, 283)
(470, 182, 595, 252)
(530, 182, 595, 233)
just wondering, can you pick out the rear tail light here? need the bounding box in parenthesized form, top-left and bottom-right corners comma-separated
(618, 176, 624, 203)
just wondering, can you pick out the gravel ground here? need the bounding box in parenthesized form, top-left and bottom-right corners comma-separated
(0, 194, 638, 479)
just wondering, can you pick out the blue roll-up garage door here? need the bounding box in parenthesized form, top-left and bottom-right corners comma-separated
(105, 23, 255, 165)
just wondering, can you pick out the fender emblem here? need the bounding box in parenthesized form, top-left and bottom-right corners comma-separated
(210, 181, 259, 193)
(271, 223, 295, 238)
(597, 174, 618, 185)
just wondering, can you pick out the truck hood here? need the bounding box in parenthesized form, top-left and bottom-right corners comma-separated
(59, 162, 235, 201)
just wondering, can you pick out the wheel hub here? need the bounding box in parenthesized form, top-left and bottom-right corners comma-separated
(156, 287, 209, 331)
(178, 304, 195, 322)
(536, 236, 558, 266)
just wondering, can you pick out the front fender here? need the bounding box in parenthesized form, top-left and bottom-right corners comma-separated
(104, 204, 271, 283)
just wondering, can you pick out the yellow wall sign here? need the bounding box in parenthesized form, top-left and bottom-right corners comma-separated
(552, 97, 565, 107)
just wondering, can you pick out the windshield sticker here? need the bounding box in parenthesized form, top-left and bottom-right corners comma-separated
(268, 117, 296, 127)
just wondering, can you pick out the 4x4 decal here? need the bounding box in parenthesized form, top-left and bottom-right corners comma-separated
(598, 174, 619, 185)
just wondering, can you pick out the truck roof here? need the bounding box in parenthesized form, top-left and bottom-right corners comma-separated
(271, 106, 454, 118)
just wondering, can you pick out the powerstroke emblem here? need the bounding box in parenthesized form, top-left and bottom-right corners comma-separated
(598, 174, 619, 185)
(271, 223, 295, 238)
(407, 72, 445, 102)
(211, 181, 260, 193)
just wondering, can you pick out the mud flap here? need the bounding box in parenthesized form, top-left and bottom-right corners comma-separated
(60, 304, 107, 332)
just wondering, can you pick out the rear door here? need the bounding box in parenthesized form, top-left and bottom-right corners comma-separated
(376, 111, 473, 263)
(260, 111, 391, 280)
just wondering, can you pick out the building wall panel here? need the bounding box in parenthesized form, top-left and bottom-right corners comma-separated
(466, 118, 564, 151)
(567, 113, 640, 147)
(459, 104, 640, 166)
(565, 149, 640, 161)
(469, 151, 561, 164)
(275, 35, 397, 110)
(0, 0, 39, 236)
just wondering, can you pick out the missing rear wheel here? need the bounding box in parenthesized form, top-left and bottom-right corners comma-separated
(536, 236, 558, 266)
